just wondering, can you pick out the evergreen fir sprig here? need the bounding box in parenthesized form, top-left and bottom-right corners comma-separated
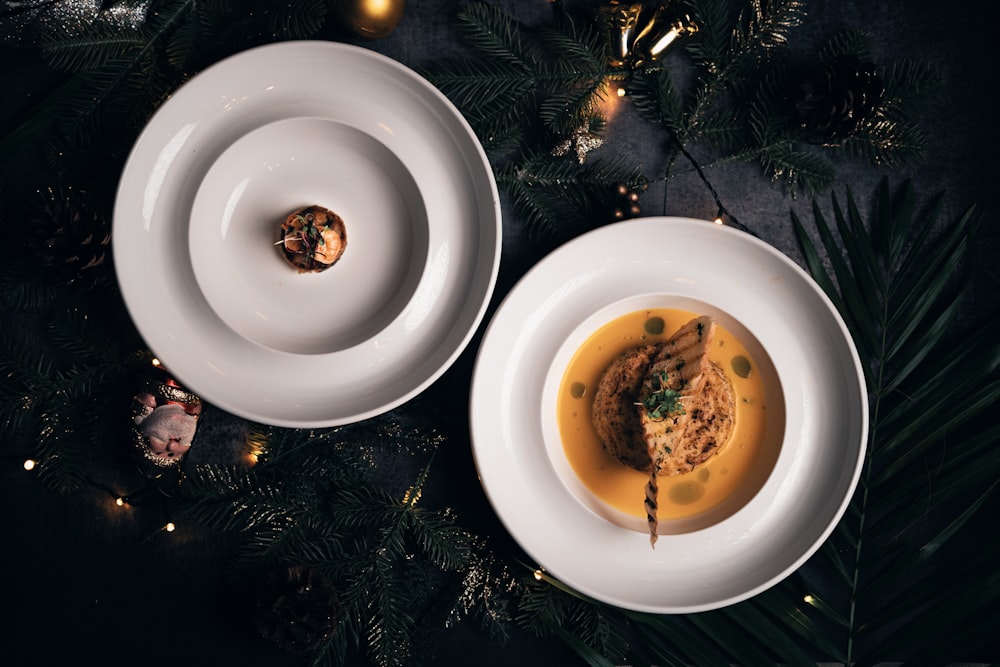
(181, 423, 475, 666)
(425, 2, 615, 149)
(516, 571, 629, 666)
(0, 297, 147, 492)
(496, 151, 645, 239)
(627, 5, 938, 196)
(421, 2, 647, 236)
(0, 0, 330, 183)
(423, 0, 939, 238)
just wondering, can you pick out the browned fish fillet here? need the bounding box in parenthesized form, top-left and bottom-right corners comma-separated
(643, 360, 736, 546)
(639, 316, 717, 469)
(591, 342, 661, 471)
(591, 316, 736, 548)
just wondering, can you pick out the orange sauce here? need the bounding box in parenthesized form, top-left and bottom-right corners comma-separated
(556, 308, 773, 522)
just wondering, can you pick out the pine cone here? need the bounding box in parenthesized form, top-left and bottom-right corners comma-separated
(253, 564, 343, 657)
(24, 186, 112, 288)
(793, 55, 884, 143)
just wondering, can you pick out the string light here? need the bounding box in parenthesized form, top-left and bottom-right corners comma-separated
(115, 496, 127, 507)
(801, 592, 840, 623)
(244, 431, 268, 466)
(665, 129, 756, 237)
(533, 569, 544, 581)
(164, 522, 176, 532)
(151, 357, 162, 367)
(23, 459, 36, 471)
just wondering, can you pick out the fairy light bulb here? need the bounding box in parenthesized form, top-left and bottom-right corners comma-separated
(533, 569, 544, 581)
(164, 522, 176, 532)
(23, 459, 36, 471)
(115, 496, 126, 507)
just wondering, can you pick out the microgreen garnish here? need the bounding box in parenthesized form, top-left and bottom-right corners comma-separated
(636, 370, 685, 421)
(278, 211, 332, 257)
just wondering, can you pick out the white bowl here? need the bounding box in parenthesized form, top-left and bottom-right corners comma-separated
(470, 217, 868, 613)
(114, 42, 501, 427)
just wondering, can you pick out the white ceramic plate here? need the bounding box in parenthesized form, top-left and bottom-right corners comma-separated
(470, 217, 868, 613)
(114, 41, 500, 427)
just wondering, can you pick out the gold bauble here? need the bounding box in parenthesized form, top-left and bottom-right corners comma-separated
(336, 0, 406, 40)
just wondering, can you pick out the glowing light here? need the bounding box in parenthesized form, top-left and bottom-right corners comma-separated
(803, 594, 815, 604)
(151, 357, 162, 367)
(164, 522, 176, 532)
(597, 80, 625, 121)
(244, 432, 268, 466)
(23, 459, 36, 471)
(714, 217, 724, 225)
(115, 497, 126, 507)
(402, 485, 423, 506)
(533, 569, 544, 581)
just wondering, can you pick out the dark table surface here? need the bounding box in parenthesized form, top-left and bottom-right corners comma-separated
(1, 1, 997, 665)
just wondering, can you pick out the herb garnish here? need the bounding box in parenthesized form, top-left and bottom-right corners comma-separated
(276, 212, 331, 256)
(637, 370, 685, 421)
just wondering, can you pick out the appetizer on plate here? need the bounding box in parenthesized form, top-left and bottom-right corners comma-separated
(592, 316, 736, 546)
(277, 205, 347, 273)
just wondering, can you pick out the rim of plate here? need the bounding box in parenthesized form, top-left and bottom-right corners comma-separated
(469, 217, 868, 613)
(113, 41, 501, 427)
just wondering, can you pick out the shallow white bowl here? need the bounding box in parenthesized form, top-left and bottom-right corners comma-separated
(469, 217, 868, 613)
(189, 116, 428, 355)
(113, 41, 501, 427)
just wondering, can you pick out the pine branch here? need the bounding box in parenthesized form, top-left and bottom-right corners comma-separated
(497, 153, 645, 238)
(40, 19, 146, 72)
(880, 59, 944, 115)
(842, 117, 927, 168)
(627, 67, 684, 134)
(684, 0, 736, 70)
(759, 144, 837, 194)
(455, 1, 538, 67)
(263, 0, 327, 40)
(817, 28, 875, 63)
(733, 0, 807, 57)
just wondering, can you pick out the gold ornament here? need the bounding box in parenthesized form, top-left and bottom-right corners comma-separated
(551, 127, 605, 164)
(335, 0, 406, 40)
(596, 1, 699, 69)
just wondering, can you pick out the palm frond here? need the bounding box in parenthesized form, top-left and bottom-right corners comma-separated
(791, 176, 998, 663)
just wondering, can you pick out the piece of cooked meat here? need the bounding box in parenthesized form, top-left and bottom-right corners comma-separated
(650, 361, 735, 476)
(639, 315, 717, 472)
(591, 342, 661, 471)
(589, 315, 736, 547)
